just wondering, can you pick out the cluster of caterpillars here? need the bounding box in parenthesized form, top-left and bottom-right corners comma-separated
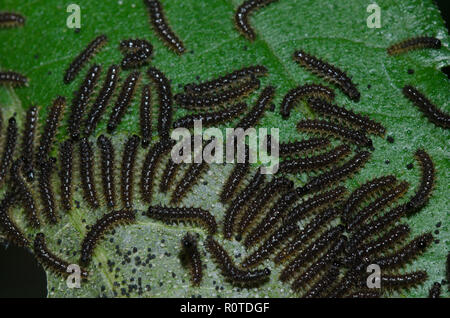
(0, 3, 448, 298)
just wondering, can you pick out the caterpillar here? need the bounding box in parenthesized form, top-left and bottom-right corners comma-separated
(280, 84, 335, 119)
(97, 135, 116, 208)
(370, 232, 433, 270)
(278, 138, 330, 157)
(447, 252, 450, 292)
(0, 117, 18, 185)
(274, 207, 340, 264)
(293, 50, 360, 102)
(141, 139, 174, 202)
(121, 135, 140, 209)
(380, 271, 428, 290)
(170, 162, 208, 205)
(300, 151, 371, 195)
(36, 96, 66, 166)
(143, 0, 185, 54)
(80, 209, 135, 265)
(303, 266, 340, 298)
(234, 0, 280, 41)
(220, 147, 250, 203)
(345, 181, 409, 230)
(236, 86, 275, 130)
(184, 65, 268, 95)
(428, 282, 441, 298)
(342, 175, 397, 222)
(0, 192, 30, 247)
(173, 102, 247, 129)
(79, 138, 99, 209)
(406, 149, 435, 216)
(21, 106, 38, 181)
(308, 98, 386, 135)
(69, 64, 101, 140)
(58, 141, 74, 212)
(84, 65, 120, 137)
(297, 119, 372, 148)
(326, 268, 362, 298)
(205, 236, 270, 285)
(107, 71, 141, 133)
(387, 36, 441, 55)
(159, 158, 181, 193)
(175, 78, 260, 110)
(140, 85, 152, 147)
(146, 206, 217, 235)
(34, 233, 89, 279)
(147, 67, 173, 140)
(38, 158, 57, 224)
(223, 170, 265, 239)
(244, 186, 346, 249)
(277, 144, 351, 174)
(402, 85, 450, 129)
(290, 235, 347, 290)
(236, 176, 293, 239)
(0, 12, 25, 27)
(119, 39, 153, 69)
(63, 34, 107, 84)
(180, 233, 203, 286)
(10, 159, 40, 228)
(0, 71, 28, 87)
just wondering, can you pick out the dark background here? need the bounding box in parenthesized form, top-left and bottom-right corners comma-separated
(0, 1, 449, 298)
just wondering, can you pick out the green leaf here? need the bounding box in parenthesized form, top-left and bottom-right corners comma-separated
(0, 0, 449, 298)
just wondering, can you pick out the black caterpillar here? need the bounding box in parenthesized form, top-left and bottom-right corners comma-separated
(119, 39, 153, 69)
(236, 85, 275, 130)
(140, 85, 152, 147)
(59, 140, 74, 212)
(0, 12, 25, 27)
(20, 106, 38, 181)
(148, 67, 173, 140)
(79, 138, 99, 209)
(121, 135, 140, 209)
(97, 135, 116, 208)
(0, 71, 28, 87)
(180, 232, 203, 286)
(387, 36, 441, 55)
(0, 117, 17, 186)
(38, 158, 57, 224)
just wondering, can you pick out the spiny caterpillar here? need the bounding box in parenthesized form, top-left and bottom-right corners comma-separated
(69, 64, 101, 140)
(148, 67, 173, 140)
(236, 176, 293, 239)
(38, 158, 57, 224)
(107, 71, 141, 133)
(63, 34, 107, 84)
(10, 159, 40, 228)
(159, 158, 181, 193)
(308, 97, 386, 135)
(143, 0, 185, 54)
(280, 84, 335, 119)
(36, 96, 66, 166)
(220, 146, 250, 203)
(119, 39, 153, 69)
(84, 65, 120, 137)
(146, 206, 217, 235)
(297, 119, 372, 148)
(345, 181, 409, 230)
(205, 236, 271, 285)
(428, 282, 441, 298)
(141, 139, 174, 202)
(277, 144, 351, 174)
(293, 50, 360, 102)
(0, 117, 18, 185)
(387, 36, 441, 55)
(304, 266, 340, 298)
(140, 85, 152, 147)
(184, 65, 267, 95)
(80, 210, 135, 265)
(341, 175, 397, 222)
(121, 135, 140, 209)
(278, 138, 330, 157)
(79, 138, 99, 209)
(223, 170, 265, 240)
(234, 0, 280, 41)
(34, 233, 89, 279)
(173, 102, 247, 129)
(406, 149, 435, 216)
(97, 135, 116, 209)
(0, 12, 25, 27)
(380, 271, 428, 290)
(180, 233, 203, 286)
(20, 106, 38, 181)
(170, 162, 208, 205)
(402, 85, 450, 129)
(0, 71, 28, 87)
(58, 140, 74, 212)
(236, 85, 275, 130)
(175, 78, 260, 110)
(0, 192, 30, 247)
